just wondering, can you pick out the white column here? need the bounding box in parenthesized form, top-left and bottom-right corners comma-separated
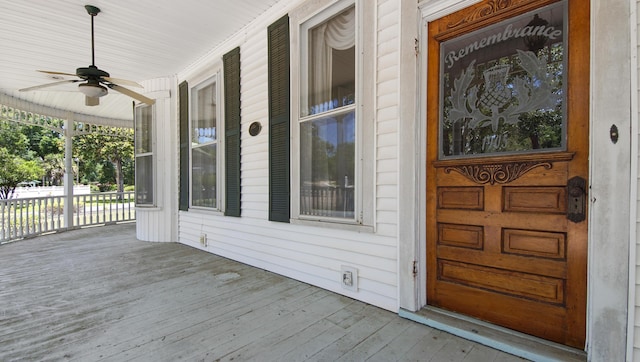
(63, 118, 74, 228)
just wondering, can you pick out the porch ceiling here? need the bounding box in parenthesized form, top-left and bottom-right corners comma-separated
(0, 0, 280, 125)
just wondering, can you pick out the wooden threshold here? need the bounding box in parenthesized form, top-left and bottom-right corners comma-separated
(399, 307, 586, 362)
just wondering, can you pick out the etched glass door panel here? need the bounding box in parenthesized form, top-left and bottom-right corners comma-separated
(440, 2, 566, 159)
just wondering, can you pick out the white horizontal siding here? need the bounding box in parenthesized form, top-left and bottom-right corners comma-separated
(239, 32, 270, 221)
(137, 77, 176, 242)
(176, 0, 404, 312)
(179, 212, 398, 310)
(376, 0, 401, 240)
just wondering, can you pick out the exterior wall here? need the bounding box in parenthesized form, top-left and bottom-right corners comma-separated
(376, 0, 400, 240)
(589, 0, 633, 360)
(176, 0, 403, 311)
(136, 77, 178, 242)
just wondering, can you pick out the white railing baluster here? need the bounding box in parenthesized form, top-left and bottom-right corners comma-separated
(12, 200, 18, 239)
(0, 191, 135, 244)
(101, 193, 105, 224)
(1, 200, 5, 241)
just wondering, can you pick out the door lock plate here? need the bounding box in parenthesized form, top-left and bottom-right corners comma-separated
(567, 176, 586, 223)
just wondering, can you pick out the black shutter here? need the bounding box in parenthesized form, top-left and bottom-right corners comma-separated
(223, 47, 242, 217)
(179, 81, 190, 211)
(268, 15, 290, 223)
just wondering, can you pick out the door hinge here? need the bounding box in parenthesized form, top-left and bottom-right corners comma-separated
(412, 260, 418, 278)
(414, 38, 419, 56)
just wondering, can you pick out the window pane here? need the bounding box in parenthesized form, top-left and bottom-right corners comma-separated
(135, 155, 153, 205)
(192, 143, 216, 208)
(440, 2, 566, 159)
(191, 78, 218, 209)
(300, 111, 355, 218)
(135, 105, 152, 154)
(302, 6, 355, 117)
(192, 82, 217, 146)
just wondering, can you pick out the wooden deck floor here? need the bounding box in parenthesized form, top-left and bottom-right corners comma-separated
(0, 224, 526, 361)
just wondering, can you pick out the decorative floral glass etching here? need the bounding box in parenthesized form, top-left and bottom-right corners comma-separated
(439, 1, 567, 159)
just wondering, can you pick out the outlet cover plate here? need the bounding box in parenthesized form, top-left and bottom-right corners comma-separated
(341, 265, 358, 292)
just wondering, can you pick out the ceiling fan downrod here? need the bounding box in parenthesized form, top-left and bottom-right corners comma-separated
(85, 5, 101, 67)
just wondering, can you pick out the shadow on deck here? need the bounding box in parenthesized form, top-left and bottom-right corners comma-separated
(0, 224, 526, 361)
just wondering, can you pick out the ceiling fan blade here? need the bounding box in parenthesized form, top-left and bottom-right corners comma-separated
(19, 79, 80, 92)
(37, 70, 79, 77)
(103, 77, 143, 88)
(85, 96, 100, 106)
(108, 84, 155, 105)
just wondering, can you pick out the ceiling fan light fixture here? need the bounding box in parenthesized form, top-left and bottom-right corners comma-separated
(78, 82, 108, 98)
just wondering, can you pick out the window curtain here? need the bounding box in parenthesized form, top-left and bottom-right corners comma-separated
(309, 7, 355, 109)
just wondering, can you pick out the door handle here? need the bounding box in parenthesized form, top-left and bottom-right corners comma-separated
(567, 176, 586, 223)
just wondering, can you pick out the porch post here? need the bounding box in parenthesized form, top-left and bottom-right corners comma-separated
(63, 118, 74, 229)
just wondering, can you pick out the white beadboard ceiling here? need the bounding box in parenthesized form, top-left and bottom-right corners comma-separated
(0, 0, 281, 124)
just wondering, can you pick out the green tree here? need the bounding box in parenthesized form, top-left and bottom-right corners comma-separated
(42, 154, 65, 186)
(0, 148, 44, 199)
(0, 121, 31, 158)
(75, 130, 134, 194)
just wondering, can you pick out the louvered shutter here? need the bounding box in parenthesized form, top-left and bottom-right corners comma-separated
(178, 81, 189, 211)
(268, 15, 290, 223)
(224, 47, 242, 217)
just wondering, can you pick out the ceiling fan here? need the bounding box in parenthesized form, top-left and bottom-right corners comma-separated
(19, 5, 154, 107)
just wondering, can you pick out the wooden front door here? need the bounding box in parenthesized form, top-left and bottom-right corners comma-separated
(426, 0, 588, 348)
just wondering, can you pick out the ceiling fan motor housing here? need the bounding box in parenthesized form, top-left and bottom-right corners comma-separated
(76, 65, 109, 80)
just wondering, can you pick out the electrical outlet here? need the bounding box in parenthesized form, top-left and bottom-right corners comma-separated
(343, 271, 353, 286)
(341, 266, 358, 292)
(199, 234, 207, 247)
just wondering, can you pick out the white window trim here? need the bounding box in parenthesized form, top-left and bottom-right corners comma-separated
(134, 103, 156, 207)
(187, 67, 225, 213)
(290, 0, 374, 228)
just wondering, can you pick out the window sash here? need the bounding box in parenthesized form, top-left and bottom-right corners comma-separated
(299, 106, 356, 220)
(135, 154, 154, 205)
(295, 0, 361, 224)
(135, 104, 153, 154)
(190, 75, 221, 210)
(135, 104, 154, 207)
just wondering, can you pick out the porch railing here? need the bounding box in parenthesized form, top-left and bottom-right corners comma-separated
(300, 186, 354, 218)
(0, 191, 135, 244)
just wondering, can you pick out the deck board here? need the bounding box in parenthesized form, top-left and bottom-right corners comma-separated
(0, 224, 526, 361)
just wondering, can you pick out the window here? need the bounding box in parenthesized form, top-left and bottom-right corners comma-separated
(182, 49, 240, 214)
(190, 75, 221, 209)
(295, 1, 363, 223)
(135, 104, 154, 206)
(285, 0, 372, 227)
